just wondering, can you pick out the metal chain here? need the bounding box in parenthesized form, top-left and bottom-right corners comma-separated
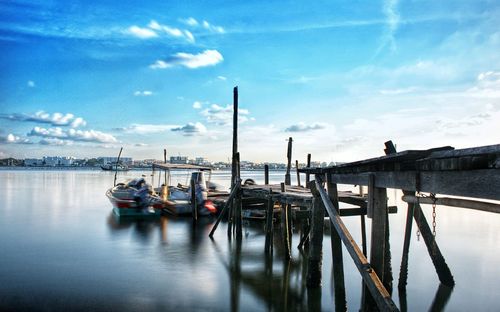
(431, 193, 437, 237)
(416, 191, 421, 241)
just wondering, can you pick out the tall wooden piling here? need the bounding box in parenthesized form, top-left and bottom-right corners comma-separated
(264, 164, 269, 185)
(191, 177, 198, 223)
(305, 154, 311, 187)
(296, 160, 301, 187)
(326, 173, 347, 309)
(265, 191, 274, 254)
(231, 86, 238, 189)
(281, 183, 291, 259)
(306, 180, 324, 287)
(285, 137, 293, 185)
(234, 153, 243, 239)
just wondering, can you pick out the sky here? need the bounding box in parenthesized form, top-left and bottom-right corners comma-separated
(1, 0, 499, 163)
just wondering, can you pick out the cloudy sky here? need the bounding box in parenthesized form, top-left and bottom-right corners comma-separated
(1, 0, 499, 162)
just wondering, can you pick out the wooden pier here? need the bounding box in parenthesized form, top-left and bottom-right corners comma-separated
(208, 87, 500, 311)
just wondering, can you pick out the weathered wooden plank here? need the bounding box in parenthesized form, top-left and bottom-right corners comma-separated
(313, 177, 399, 311)
(402, 195, 500, 214)
(329, 170, 500, 201)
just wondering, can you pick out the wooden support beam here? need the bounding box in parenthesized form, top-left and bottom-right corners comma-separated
(329, 169, 500, 201)
(398, 191, 414, 290)
(285, 137, 293, 185)
(402, 195, 500, 214)
(413, 203, 455, 287)
(326, 173, 347, 310)
(314, 176, 398, 311)
(265, 191, 274, 254)
(264, 164, 269, 185)
(209, 182, 240, 238)
(306, 180, 325, 288)
(231, 86, 238, 190)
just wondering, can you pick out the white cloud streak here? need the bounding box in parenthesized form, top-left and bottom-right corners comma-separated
(127, 26, 158, 39)
(115, 123, 178, 134)
(128, 20, 195, 43)
(2, 111, 87, 128)
(150, 49, 223, 69)
(285, 122, 327, 132)
(0, 133, 31, 144)
(171, 122, 207, 136)
(28, 127, 117, 144)
(134, 90, 153, 96)
(201, 104, 250, 125)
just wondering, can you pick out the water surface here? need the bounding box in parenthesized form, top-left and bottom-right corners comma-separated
(0, 169, 499, 311)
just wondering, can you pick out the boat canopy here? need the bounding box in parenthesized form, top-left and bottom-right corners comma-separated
(152, 163, 212, 171)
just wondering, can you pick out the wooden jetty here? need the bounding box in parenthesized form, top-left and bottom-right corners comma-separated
(208, 86, 500, 311)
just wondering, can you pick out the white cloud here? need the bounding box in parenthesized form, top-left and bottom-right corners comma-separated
(2, 111, 86, 128)
(28, 126, 117, 144)
(181, 17, 199, 27)
(171, 122, 207, 136)
(217, 76, 227, 81)
(127, 25, 158, 39)
(115, 123, 178, 134)
(39, 138, 70, 146)
(144, 20, 195, 43)
(285, 122, 327, 132)
(134, 90, 153, 96)
(375, 0, 400, 55)
(149, 49, 223, 69)
(0, 133, 31, 144)
(201, 104, 250, 125)
(27, 80, 35, 87)
(134, 143, 148, 147)
(193, 101, 202, 109)
(202, 20, 225, 34)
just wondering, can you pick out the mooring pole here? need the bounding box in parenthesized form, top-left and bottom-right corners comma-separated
(285, 137, 293, 185)
(265, 190, 274, 254)
(231, 86, 238, 189)
(326, 173, 347, 310)
(281, 183, 291, 259)
(305, 154, 311, 187)
(264, 164, 269, 185)
(235, 153, 242, 239)
(296, 160, 301, 187)
(306, 179, 324, 287)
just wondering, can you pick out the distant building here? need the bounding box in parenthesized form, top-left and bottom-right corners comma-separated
(25, 158, 43, 166)
(193, 157, 208, 166)
(99, 157, 133, 165)
(170, 156, 188, 164)
(43, 156, 75, 166)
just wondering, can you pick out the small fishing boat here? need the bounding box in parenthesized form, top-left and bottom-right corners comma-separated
(106, 178, 169, 217)
(106, 163, 221, 217)
(101, 162, 129, 171)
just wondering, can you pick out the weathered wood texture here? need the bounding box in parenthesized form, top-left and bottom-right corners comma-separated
(402, 195, 500, 214)
(306, 180, 325, 288)
(209, 181, 241, 238)
(296, 160, 301, 187)
(285, 137, 293, 185)
(264, 164, 269, 185)
(313, 176, 398, 311)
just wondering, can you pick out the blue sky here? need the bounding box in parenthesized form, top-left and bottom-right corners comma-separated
(1, 0, 499, 162)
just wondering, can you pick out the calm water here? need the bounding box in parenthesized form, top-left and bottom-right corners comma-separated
(0, 169, 499, 311)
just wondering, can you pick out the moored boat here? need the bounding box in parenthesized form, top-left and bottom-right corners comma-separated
(101, 163, 129, 171)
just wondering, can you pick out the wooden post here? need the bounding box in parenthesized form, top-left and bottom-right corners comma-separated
(313, 176, 398, 311)
(368, 175, 389, 291)
(296, 160, 301, 187)
(306, 180, 324, 287)
(265, 191, 274, 254)
(285, 137, 293, 185)
(264, 164, 269, 185)
(326, 173, 347, 310)
(231, 86, 238, 190)
(191, 177, 198, 223)
(235, 155, 242, 239)
(163, 149, 167, 186)
(398, 190, 414, 290)
(281, 183, 291, 259)
(305, 154, 311, 187)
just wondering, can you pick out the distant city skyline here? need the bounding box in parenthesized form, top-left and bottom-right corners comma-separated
(1, 1, 499, 162)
